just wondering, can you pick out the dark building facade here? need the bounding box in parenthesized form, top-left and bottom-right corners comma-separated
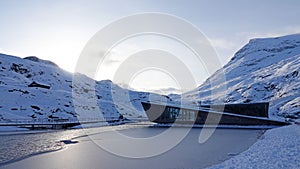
(141, 102, 288, 126)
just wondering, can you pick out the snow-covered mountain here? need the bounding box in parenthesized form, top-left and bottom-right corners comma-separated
(1, 34, 299, 123)
(0, 54, 169, 122)
(180, 34, 300, 120)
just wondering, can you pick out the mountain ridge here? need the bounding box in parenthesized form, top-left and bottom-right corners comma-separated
(0, 53, 169, 122)
(180, 34, 300, 120)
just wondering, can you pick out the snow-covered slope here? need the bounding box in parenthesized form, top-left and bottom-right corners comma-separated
(1, 34, 299, 122)
(0, 54, 167, 122)
(180, 34, 300, 120)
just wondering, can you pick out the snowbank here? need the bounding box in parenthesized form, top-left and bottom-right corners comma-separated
(208, 124, 300, 169)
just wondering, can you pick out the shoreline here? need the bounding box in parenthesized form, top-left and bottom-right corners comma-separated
(207, 124, 300, 169)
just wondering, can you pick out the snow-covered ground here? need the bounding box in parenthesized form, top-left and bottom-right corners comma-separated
(208, 124, 300, 169)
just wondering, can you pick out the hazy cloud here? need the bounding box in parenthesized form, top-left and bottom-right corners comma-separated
(208, 38, 236, 50)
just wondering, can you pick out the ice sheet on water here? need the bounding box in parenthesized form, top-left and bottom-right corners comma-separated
(0, 129, 86, 166)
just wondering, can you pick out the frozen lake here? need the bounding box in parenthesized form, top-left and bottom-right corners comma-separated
(0, 124, 262, 169)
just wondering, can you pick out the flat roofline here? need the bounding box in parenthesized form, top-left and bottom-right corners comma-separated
(142, 101, 269, 112)
(141, 102, 286, 123)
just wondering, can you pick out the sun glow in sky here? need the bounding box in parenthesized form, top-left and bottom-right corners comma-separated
(95, 34, 210, 93)
(1, 0, 300, 93)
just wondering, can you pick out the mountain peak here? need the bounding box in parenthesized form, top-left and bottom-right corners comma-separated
(232, 34, 300, 62)
(24, 56, 58, 67)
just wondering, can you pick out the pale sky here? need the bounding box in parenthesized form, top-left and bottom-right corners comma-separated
(1, 0, 300, 93)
